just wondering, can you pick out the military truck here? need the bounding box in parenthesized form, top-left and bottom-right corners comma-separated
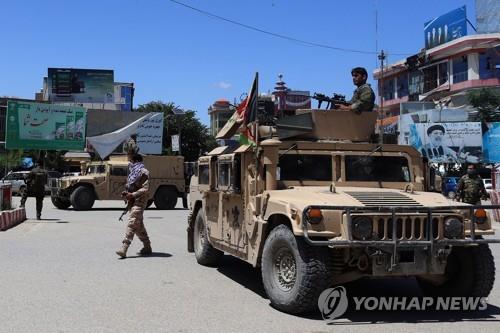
(187, 109, 499, 314)
(52, 155, 187, 210)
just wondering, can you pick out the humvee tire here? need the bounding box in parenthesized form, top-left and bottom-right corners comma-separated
(261, 225, 329, 314)
(418, 244, 495, 297)
(51, 195, 71, 209)
(70, 186, 95, 211)
(154, 186, 177, 210)
(146, 199, 154, 209)
(193, 209, 223, 266)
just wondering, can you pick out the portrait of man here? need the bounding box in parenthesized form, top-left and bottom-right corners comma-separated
(420, 124, 459, 163)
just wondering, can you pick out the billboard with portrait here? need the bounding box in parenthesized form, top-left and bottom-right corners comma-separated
(424, 6, 467, 49)
(409, 122, 482, 163)
(47, 68, 114, 103)
(5, 100, 87, 150)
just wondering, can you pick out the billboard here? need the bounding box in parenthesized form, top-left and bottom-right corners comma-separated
(483, 122, 500, 163)
(6, 100, 86, 150)
(409, 122, 482, 163)
(47, 68, 114, 103)
(136, 112, 164, 154)
(424, 6, 467, 49)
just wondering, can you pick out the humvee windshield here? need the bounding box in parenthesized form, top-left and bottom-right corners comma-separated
(86, 165, 106, 174)
(345, 155, 411, 182)
(279, 155, 332, 181)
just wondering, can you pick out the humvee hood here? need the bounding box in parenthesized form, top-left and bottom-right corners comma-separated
(266, 186, 466, 210)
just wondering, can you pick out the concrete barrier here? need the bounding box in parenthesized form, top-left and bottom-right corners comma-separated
(0, 207, 27, 231)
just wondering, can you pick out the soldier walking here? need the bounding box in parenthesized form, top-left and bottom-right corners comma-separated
(116, 153, 152, 258)
(456, 164, 487, 205)
(20, 159, 48, 220)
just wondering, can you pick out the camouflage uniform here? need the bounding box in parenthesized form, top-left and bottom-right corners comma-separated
(456, 174, 486, 205)
(20, 166, 48, 220)
(116, 169, 151, 258)
(349, 83, 375, 114)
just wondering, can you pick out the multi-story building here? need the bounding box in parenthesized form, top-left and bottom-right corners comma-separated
(374, 33, 500, 117)
(208, 99, 235, 138)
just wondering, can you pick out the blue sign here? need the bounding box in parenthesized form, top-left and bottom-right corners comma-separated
(424, 6, 467, 49)
(483, 122, 500, 163)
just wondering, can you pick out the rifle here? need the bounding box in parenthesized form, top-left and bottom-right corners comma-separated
(118, 192, 135, 221)
(313, 93, 350, 110)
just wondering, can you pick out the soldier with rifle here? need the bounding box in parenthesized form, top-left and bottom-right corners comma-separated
(336, 67, 375, 114)
(20, 158, 48, 220)
(116, 153, 152, 258)
(456, 164, 487, 205)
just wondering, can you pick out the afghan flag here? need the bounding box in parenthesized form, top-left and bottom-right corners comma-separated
(239, 72, 258, 146)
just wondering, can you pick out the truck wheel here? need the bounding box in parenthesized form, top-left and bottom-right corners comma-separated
(70, 186, 95, 211)
(261, 225, 329, 314)
(418, 244, 495, 297)
(154, 186, 177, 210)
(51, 196, 71, 209)
(193, 209, 222, 266)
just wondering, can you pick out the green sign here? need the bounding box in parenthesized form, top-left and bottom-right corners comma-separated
(6, 100, 87, 150)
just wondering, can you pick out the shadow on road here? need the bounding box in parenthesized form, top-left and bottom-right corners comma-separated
(215, 258, 500, 323)
(217, 255, 267, 299)
(125, 252, 173, 259)
(25, 219, 69, 223)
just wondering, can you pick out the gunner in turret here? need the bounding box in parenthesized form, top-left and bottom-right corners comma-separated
(336, 67, 375, 114)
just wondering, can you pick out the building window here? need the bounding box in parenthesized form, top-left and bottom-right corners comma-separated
(408, 70, 423, 100)
(382, 78, 395, 100)
(397, 73, 409, 98)
(452, 55, 468, 83)
(479, 47, 500, 79)
(423, 66, 438, 93)
(438, 62, 449, 85)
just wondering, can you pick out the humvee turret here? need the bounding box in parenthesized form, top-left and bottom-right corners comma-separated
(52, 155, 187, 210)
(187, 109, 499, 314)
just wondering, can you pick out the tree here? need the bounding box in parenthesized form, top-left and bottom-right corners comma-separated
(135, 101, 217, 161)
(467, 88, 500, 122)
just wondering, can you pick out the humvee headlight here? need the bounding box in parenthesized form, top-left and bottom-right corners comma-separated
(443, 217, 463, 239)
(305, 208, 323, 224)
(474, 209, 487, 224)
(352, 216, 373, 240)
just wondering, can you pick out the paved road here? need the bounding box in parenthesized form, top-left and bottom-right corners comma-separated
(1, 197, 500, 333)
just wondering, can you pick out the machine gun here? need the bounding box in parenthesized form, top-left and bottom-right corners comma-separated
(312, 93, 350, 110)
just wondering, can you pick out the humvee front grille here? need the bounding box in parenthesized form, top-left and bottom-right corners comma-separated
(370, 215, 442, 240)
(345, 192, 422, 207)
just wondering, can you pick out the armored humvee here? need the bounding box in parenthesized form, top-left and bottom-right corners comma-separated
(52, 155, 187, 210)
(187, 108, 499, 314)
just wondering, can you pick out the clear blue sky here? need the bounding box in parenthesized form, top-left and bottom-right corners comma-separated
(1, 0, 476, 125)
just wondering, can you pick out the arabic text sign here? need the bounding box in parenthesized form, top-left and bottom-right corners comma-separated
(136, 113, 163, 154)
(410, 122, 482, 163)
(6, 100, 87, 150)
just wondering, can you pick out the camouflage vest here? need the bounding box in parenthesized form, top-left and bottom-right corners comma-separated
(459, 175, 483, 204)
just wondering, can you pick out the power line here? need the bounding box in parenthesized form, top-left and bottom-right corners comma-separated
(167, 0, 412, 56)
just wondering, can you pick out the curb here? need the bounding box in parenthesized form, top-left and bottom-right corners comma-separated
(0, 207, 27, 231)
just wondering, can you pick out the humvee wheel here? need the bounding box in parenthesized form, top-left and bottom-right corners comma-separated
(154, 186, 177, 210)
(51, 196, 71, 209)
(70, 186, 95, 211)
(418, 244, 495, 297)
(193, 209, 223, 266)
(261, 225, 329, 314)
(146, 199, 154, 209)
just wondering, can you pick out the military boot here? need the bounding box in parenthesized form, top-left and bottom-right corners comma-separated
(137, 243, 152, 256)
(116, 242, 130, 259)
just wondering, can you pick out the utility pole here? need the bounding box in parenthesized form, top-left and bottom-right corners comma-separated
(378, 50, 386, 144)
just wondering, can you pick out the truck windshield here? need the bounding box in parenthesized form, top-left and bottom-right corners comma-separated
(279, 154, 332, 181)
(86, 165, 106, 174)
(345, 156, 411, 182)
